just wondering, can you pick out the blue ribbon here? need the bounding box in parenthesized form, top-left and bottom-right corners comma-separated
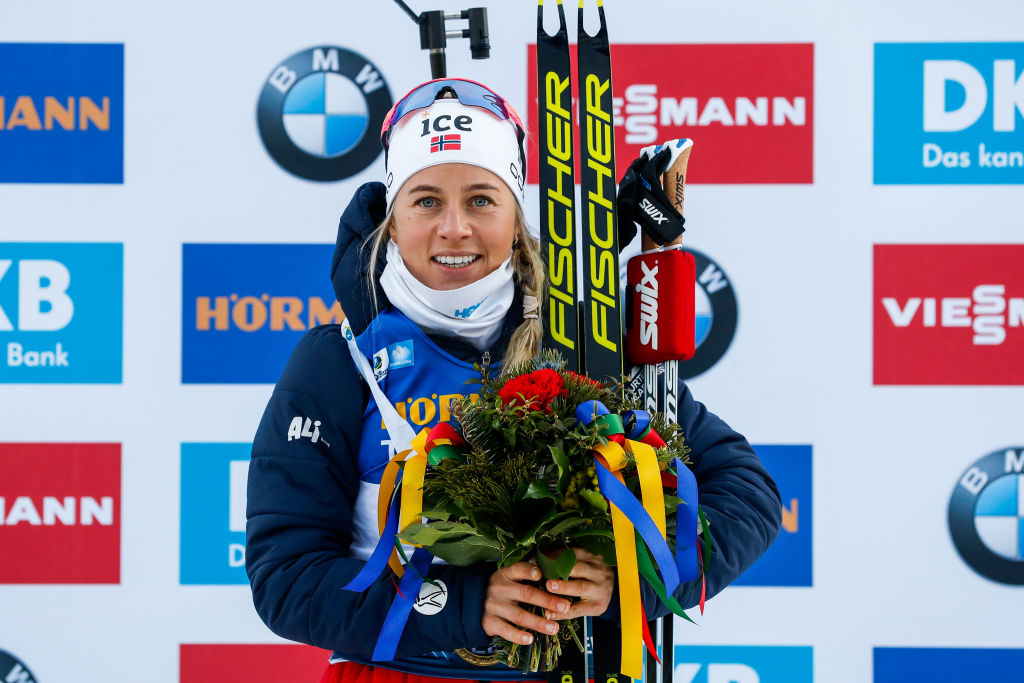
(674, 458, 700, 583)
(341, 481, 402, 592)
(622, 410, 651, 439)
(595, 460, 680, 596)
(372, 547, 434, 661)
(575, 399, 609, 426)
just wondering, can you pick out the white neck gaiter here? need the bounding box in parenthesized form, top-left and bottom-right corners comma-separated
(379, 240, 515, 352)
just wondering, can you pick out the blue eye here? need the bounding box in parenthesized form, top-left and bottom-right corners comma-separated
(418, 197, 436, 208)
(472, 196, 491, 207)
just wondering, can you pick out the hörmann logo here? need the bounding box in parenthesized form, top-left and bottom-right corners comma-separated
(875, 42, 1024, 183)
(0, 43, 123, 183)
(0, 443, 121, 584)
(734, 445, 813, 587)
(257, 46, 392, 182)
(0, 243, 123, 383)
(527, 43, 814, 183)
(180, 443, 251, 585)
(182, 244, 343, 383)
(875, 647, 1024, 682)
(874, 245, 1024, 385)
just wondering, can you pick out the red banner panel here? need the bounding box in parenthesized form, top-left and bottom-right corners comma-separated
(527, 43, 814, 184)
(180, 644, 329, 683)
(0, 443, 120, 583)
(874, 244, 1024, 385)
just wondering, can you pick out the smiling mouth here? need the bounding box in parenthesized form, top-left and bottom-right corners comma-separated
(432, 254, 481, 269)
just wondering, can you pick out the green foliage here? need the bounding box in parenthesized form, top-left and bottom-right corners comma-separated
(399, 350, 697, 671)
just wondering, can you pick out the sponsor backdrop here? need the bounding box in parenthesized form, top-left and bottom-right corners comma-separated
(0, 1, 1021, 682)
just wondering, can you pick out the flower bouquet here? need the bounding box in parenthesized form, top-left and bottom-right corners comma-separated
(394, 351, 708, 674)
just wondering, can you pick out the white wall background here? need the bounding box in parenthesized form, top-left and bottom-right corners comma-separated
(1, 1, 1022, 681)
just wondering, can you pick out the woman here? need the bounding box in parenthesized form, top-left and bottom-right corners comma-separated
(246, 79, 782, 682)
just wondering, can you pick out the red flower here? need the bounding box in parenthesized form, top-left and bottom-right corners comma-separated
(564, 371, 603, 389)
(498, 369, 567, 413)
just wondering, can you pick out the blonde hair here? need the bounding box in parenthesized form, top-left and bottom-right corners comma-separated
(364, 204, 544, 368)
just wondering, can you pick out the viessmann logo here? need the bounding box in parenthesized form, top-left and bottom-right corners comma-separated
(0, 43, 123, 183)
(874, 245, 1024, 385)
(875, 42, 1024, 184)
(0, 443, 121, 584)
(527, 43, 814, 183)
(0, 243, 123, 383)
(182, 244, 343, 383)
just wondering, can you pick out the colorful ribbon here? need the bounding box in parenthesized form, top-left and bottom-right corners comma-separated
(579, 402, 703, 678)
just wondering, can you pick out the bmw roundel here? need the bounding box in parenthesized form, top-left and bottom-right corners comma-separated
(679, 248, 737, 380)
(257, 46, 392, 182)
(949, 447, 1024, 585)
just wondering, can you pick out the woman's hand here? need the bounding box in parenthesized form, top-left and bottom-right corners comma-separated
(483, 561, 571, 645)
(544, 548, 615, 620)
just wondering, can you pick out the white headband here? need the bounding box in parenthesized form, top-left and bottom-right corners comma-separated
(384, 99, 525, 211)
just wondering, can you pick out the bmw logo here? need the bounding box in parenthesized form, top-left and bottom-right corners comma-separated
(257, 46, 392, 182)
(948, 447, 1024, 585)
(0, 649, 37, 683)
(679, 248, 737, 380)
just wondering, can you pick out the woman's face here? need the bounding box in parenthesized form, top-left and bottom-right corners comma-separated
(390, 163, 517, 291)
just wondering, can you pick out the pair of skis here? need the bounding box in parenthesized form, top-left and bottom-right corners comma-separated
(537, 1, 693, 682)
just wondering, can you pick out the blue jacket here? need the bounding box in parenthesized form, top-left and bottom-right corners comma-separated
(246, 181, 782, 676)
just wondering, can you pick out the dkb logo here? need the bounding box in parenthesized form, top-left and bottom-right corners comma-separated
(674, 646, 813, 683)
(0, 243, 122, 383)
(875, 42, 1024, 183)
(180, 443, 250, 585)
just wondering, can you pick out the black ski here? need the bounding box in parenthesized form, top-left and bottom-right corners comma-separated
(538, 0, 580, 374)
(577, 0, 622, 387)
(539, 5, 589, 683)
(576, 2, 629, 682)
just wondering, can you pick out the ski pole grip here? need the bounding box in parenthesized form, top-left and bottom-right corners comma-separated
(641, 140, 692, 252)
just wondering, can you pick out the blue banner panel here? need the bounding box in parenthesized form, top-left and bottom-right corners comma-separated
(180, 443, 252, 585)
(0, 43, 124, 183)
(733, 444, 813, 587)
(0, 243, 122, 383)
(674, 646, 813, 683)
(874, 42, 1024, 184)
(875, 647, 1024, 682)
(181, 244, 341, 384)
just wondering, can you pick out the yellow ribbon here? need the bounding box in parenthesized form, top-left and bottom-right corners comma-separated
(594, 438, 668, 679)
(376, 427, 432, 578)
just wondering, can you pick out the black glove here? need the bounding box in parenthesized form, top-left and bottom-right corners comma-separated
(616, 145, 685, 249)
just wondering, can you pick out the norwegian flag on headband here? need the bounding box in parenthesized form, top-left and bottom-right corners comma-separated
(430, 134, 462, 153)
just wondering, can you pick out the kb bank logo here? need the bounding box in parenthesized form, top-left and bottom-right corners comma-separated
(874, 244, 1024, 385)
(674, 646, 813, 683)
(182, 244, 342, 383)
(875, 42, 1024, 183)
(257, 46, 392, 181)
(734, 445, 812, 587)
(0, 43, 123, 183)
(180, 443, 250, 585)
(0, 443, 121, 584)
(949, 447, 1024, 585)
(528, 43, 813, 183)
(0, 243, 123, 383)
